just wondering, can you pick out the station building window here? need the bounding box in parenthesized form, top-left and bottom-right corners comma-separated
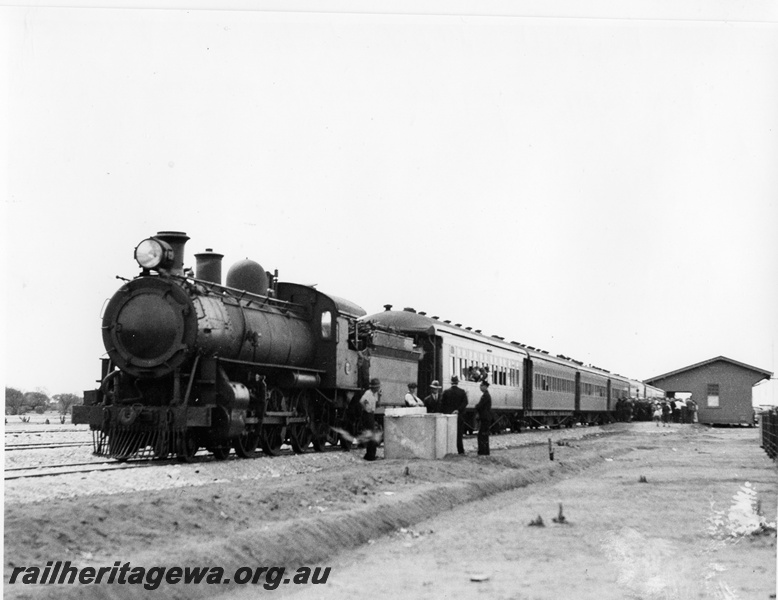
(707, 384, 720, 408)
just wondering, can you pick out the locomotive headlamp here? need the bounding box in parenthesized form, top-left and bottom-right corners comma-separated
(134, 237, 175, 271)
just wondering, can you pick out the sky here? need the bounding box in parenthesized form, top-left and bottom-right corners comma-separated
(3, 1, 778, 405)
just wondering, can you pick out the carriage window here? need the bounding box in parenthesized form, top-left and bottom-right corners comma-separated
(321, 311, 332, 339)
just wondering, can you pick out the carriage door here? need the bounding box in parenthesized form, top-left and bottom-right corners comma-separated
(417, 334, 440, 394)
(575, 371, 581, 412)
(523, 358, 533, 411)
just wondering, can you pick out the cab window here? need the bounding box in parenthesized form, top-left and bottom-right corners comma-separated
(321, 311, 333, 339)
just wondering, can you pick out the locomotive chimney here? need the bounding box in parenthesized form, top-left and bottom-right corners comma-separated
(194, 248, 224, 284)
(155, 231, 190, 276)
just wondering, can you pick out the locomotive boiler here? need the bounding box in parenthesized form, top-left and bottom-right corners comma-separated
(73, 231, 421, 461)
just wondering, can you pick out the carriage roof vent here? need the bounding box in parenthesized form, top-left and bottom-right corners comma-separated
(432, 316, 439, 320)
(465, 327, 472, 331)
(455, 323, 462, 327)
(384, 304, 393, 311)
(475, 329, 482, 334)
(444, 320, 451, 324)
(419, 311, 426, 316)
(403, 307, 416, 313)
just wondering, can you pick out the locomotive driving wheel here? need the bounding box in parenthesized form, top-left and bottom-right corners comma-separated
(259, 426, 284, 456)
(288, 425, 311, 454)
(233, 430, 259, 458)
(211, 445, 231, 460)
(287, 390, 312, 454)
(310, 398, 335, 452)
(260, 387, 287, 456)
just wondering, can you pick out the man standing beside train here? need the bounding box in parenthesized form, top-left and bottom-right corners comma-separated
(475, 380, 492, 456)
(404, 383, 424, 407)
(424, 380, 442, 413)
(360, 378, 382, 461)
(441, 376, 468, 455)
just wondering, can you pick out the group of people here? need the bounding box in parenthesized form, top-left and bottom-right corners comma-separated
(651, 397, 698, 426)
(614, 398, 635, 422)
(357, 375, 493, 461)
(464, 365, 490, 383)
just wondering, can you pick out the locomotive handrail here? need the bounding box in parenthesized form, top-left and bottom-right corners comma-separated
(169, 274, 307, 312)
(216, 357, 326, 373)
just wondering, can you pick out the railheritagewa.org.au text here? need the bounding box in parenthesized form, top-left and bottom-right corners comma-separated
(9, 561, 331, 591)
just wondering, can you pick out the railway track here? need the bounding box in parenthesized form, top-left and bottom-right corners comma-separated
(5, 428, 88, 435)
(5, 426, 623, 482)
(4, 451, 219, 480)
(3, 443, 346, 481)
(5, 460, 163, 481)
(5, 441, 92, 451)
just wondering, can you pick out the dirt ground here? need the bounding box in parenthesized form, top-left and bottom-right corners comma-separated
(250, 423, 778, 600)
(4, 422, 777, 600)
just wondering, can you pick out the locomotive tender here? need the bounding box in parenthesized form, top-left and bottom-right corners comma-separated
(74, 230, 658, 462)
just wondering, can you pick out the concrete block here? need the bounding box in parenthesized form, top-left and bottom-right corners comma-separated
(384, 413, 457, 460)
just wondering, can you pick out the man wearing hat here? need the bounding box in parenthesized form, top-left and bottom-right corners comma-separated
(404, 383, 424, 407)
(475, 380, 493, 456)
(441, 376, 468, 455)
(424, 380, 442, 413)
(359, 378, 382, 461)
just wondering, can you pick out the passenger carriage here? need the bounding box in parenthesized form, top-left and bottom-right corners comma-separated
(364, 307, 629, 431)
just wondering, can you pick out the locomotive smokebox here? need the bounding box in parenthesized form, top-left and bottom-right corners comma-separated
(226, 259, 270, 296)
(194, 248, 224, 284)
(154, 231, 190, 276)
(102, 277, 197, 379)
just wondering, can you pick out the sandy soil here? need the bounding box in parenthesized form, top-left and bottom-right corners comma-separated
(249, 424, 777, 600)
(4, 423, 776, 600)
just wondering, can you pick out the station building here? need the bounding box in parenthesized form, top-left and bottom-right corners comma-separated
(645, 356, 772, 426)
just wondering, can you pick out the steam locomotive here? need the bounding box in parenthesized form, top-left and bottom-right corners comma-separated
(73, 231, 420, 461)
(74, 230, 660, 462)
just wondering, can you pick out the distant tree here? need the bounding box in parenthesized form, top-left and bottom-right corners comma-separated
(52, 393, 81, 416)
(23, 391, 50, 414)
(5, 387, 25, 415)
